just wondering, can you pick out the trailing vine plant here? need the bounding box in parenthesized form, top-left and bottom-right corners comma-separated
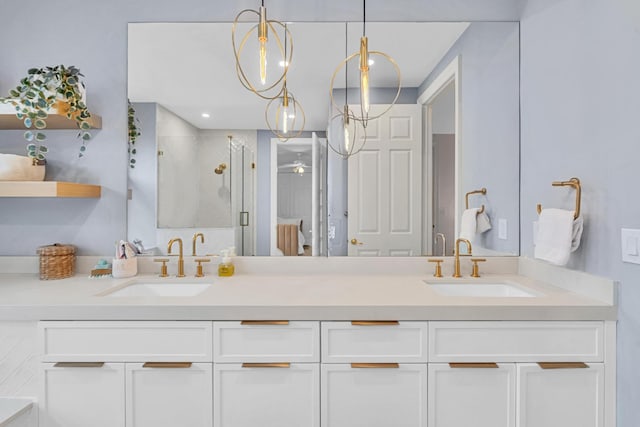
(128, 99, 140, 168)
(0, 65, 93, 160)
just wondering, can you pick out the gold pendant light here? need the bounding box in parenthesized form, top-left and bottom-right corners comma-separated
(232, 1, 293, 100)
(265, 80, 306, 141)
(264, 24, 305, 141)
(329, 0, 401, 126)
(328, 23, 367, 158)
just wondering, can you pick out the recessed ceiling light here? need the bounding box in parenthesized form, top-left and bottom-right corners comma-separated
(201, 113, 210, 118)
(368, 59, 375, 66)
(278, 60, 290, 67)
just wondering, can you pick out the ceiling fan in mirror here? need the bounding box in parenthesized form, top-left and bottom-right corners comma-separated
(278, 154, 310, 175)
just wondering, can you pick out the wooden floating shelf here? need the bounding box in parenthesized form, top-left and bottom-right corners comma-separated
(0, 113, 102, 130)
(0, 181, 101, 198)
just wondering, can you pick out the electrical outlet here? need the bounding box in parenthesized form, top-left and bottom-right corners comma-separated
(498, 219, 508, 240)
(622, 228, 640, 264)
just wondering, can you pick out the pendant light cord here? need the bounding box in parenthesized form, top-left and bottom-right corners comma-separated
(363, 0, 366, 37)
(344, 22, 348, 105)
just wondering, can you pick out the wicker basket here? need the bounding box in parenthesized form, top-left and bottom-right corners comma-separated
(37, 243, 76, 280)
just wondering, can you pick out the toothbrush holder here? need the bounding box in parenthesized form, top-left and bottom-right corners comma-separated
(112, 257, 138, 278)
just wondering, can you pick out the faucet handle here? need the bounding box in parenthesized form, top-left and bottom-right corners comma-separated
(428, 259, 444, 278)
(153, 258, 170, 278)
(194, 258, 211, 278)
(470, 258, 487, 278)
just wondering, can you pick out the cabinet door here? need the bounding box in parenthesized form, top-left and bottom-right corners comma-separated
(40, 362, 125, 427)
(126, 363, 212, 427)
(214, 363, 319, 427)
(517, 363, 604, 427)
(428, 363, 515, 427)
(322, 363, 427, 427)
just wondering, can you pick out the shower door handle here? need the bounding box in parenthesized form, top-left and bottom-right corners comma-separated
(240, 211, 249, 227)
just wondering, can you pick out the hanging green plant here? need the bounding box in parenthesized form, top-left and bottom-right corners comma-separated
(0, 65, 94, 160)
(128, 99, 140, 168)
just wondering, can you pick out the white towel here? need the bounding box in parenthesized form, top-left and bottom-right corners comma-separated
(534, 208, 582, 266)
(459, 208, 493, 245)
(459, 208, 480, 243)
(476, 211, 492, 234)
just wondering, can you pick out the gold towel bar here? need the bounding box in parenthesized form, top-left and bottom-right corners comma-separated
(465, 188, 487, 214)
(536, 177, 581, 219)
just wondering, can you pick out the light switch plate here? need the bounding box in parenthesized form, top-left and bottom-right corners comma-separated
(498, 219, 508, 240)
(621, 228, 640, 264)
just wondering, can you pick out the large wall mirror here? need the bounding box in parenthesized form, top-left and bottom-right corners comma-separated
(127, 21, 520, 257)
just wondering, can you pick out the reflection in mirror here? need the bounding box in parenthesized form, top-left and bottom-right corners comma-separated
(127, 21, 520, 257)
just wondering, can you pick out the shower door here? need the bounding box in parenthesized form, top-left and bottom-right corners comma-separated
(230, 137, 256, 256)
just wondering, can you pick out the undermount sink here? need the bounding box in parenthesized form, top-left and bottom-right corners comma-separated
(102, 282, 212, 297)
(426, 282, 540, 298)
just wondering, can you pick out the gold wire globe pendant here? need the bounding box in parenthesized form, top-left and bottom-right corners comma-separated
(232, 3, 293, 100)
(329, 38, 402, 126)
(328, 105, 367, 158)
(265, 83, 306, 141)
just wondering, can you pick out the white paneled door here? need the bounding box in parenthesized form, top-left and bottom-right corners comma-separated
(348, 104, 422, 256)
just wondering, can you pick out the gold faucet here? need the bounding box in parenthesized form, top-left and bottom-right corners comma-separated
(167, 238, 185, 277)
(453, 238, 472, 278)
(192, 233, 204, 256)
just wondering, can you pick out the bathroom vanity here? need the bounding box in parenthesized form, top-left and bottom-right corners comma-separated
(0, 256, 616, 427)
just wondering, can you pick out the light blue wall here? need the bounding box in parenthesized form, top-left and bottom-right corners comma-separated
(420, 22, 521, 254)
(519, 0, 640, 424)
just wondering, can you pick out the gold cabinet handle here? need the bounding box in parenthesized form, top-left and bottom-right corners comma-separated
(449, 362, 499, 368)
(351, 320, 399, 326)
(351, 363, 400, 369)
(537, 362, 588, 369)
(142, 362, 193, 368)
(241, 363, 291, 368)
(53, 362, 105, 368)
(240, 320, 289, 325)
(350, 238, 363, 245)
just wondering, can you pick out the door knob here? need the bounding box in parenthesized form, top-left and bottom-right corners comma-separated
(350, 238, 363, 245)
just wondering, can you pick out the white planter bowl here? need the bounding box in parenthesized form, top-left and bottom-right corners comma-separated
(0, 154, 45, 181)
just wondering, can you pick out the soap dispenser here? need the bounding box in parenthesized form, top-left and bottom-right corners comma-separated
(218, 250, 235, 277)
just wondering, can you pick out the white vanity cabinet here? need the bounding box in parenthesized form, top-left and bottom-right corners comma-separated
(428, 363, 516, 427)
(213, 321, 320, 427)
(38, 321, 213, 427)
(214, 363, 319, 427)
(428, 321, 609, 427)
(35, 319, 613, 427)
(126, 363, 213, 427)
(322, 363, 428, 427)
(321, 321, 428, 427)
(517, 363, 605, 427)
(40, 362, 125, 427)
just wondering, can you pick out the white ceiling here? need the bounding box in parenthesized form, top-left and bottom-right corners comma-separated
(128, 22, 469, 131)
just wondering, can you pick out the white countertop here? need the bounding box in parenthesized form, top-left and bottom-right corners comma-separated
(0, 257, 616, 321)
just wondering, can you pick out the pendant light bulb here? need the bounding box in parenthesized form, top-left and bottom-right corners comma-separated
(258, 6, 268, 85)
(343, 105, 351, 152)
(281, 87, 290, 134)
(359, 37, 370, 114)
